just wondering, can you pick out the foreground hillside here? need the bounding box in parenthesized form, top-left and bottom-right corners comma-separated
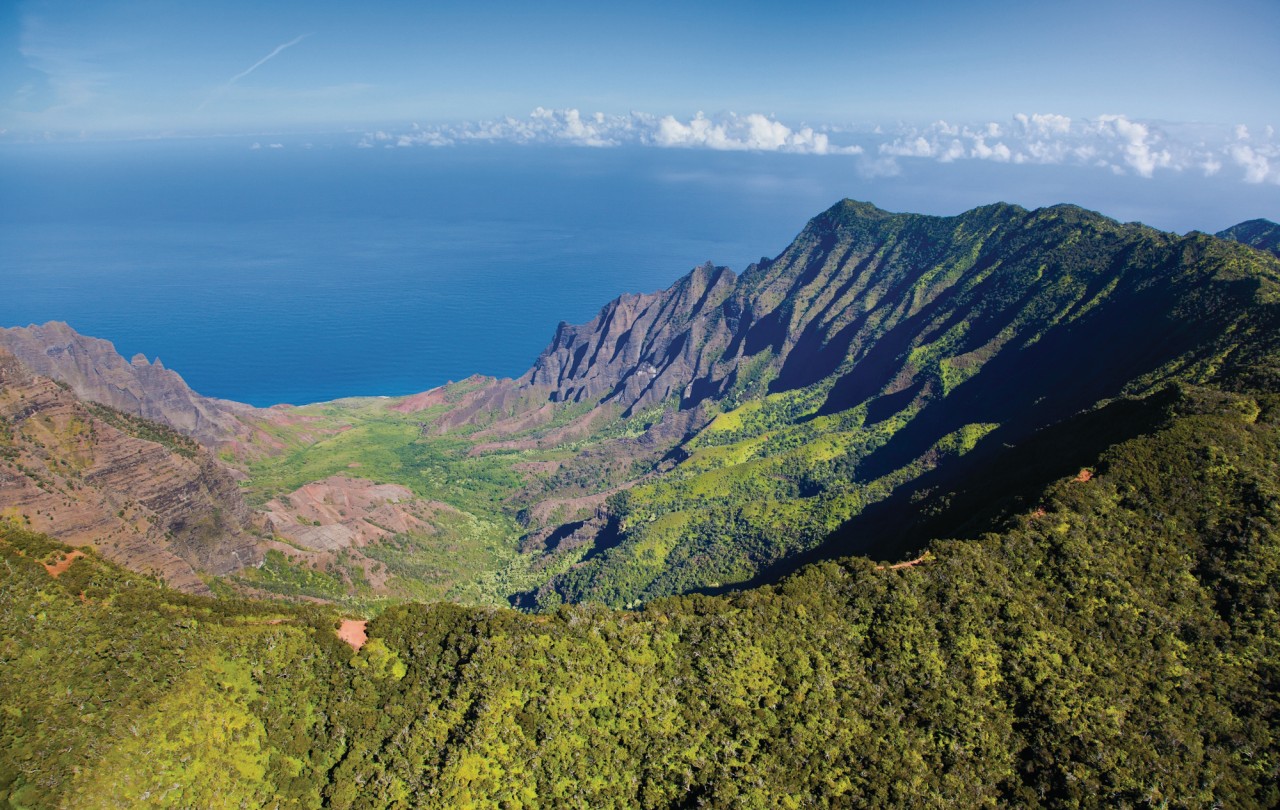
(2, 381, 1278, 807)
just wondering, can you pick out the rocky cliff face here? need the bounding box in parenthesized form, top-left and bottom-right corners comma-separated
(0, 322, 259, 448)
(520, 262, 738, 413)
(0, 349, 259, 593)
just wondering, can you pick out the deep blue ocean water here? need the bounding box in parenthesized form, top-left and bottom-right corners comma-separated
(4, 138, 1274, 406)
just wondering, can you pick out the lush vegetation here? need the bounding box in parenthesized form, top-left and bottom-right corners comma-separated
(238, 397, 545, 607)
(6, 202, 1280, 805)
(3, 381, 1280, 806)
(84, 403, 202, 460)
(222, 204, 1280, 615)
(528, 203, 1280, 606)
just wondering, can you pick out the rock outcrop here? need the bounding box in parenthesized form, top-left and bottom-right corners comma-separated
(521, 262, 738, 412)
(0, 321, 259, 448)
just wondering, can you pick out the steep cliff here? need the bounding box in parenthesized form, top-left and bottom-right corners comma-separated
(0, 321, 260, 448)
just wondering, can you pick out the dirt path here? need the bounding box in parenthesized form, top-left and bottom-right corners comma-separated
(877, 551, 933, 571)
(43, 550, 84, 578)
(337, 619, 368, 650)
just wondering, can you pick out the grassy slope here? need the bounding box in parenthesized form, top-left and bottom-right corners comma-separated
(3, 381, 1278, 807)
(236, 395, 610, 608)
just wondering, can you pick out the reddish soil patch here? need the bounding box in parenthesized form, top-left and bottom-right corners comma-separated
(877, 552, 932, 571)
(1074, 469, 1094, 482)
(390, 386, 448, 414)
(337, 619, 368, 651)
(43, 550, 85, 578)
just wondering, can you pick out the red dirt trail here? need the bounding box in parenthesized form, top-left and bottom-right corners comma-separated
(337, 619, 368, 650)
(877, 552, 932, 571)
(43, 550, 84, 578)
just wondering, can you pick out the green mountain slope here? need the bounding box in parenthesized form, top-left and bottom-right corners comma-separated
(518, 201, 1280, 606)
(1219, 217, 1280, 257)
(3, 380, 1278, 807)
(12, 200, 1278, 618)
(6, 200, 1280, 806)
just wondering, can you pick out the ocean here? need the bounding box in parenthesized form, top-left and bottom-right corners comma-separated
(3, 137, 1273, 406)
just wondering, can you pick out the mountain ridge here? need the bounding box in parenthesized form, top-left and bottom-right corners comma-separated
(0, 348, 258, 592)
(5, 200, 1280, 610)
(0, 321, 262, 449)
(493, 200, 1280, 606)
(1218, 217, 1280, 257)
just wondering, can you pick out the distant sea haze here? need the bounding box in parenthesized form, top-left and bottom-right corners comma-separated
(3, 139, 1272, 406)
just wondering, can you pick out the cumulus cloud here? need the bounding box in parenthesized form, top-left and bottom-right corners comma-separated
(361, 108, 1278, 185)
(363, 108, 862, 155)
(871, 113, 1278, 184)
(647, 111, 858, 154)
(1230, 143, 1274, 184)
(1092, 115, 1172, 178)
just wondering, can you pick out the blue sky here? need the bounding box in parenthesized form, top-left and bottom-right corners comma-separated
(4, 0, 1278, 135)
(2, 0, 1279, 202)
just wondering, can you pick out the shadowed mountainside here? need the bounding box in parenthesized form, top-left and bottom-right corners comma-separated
(475, 201, 1280, 607)
(1219, 217, 1280, 257)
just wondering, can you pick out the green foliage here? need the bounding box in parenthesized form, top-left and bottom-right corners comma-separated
(530, 202, 1280, 606)
(5, 381, 1280, 807)
(237, 548, 352, 600)
(84, 403, 201, 459)
(8, 203, 1280, 805)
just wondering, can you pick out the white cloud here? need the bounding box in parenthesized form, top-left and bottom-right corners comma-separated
(1230, 143, 1276, 184)
(870, 112, 1280, 184)
(971, 137, 1012, 162)
(370, 108, 862, 155)
(880, 136, 935, 158)
(1094, 115, 1173, 178)
(361, 108, 1279, 186)
(1015, 113, 1072, 136)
